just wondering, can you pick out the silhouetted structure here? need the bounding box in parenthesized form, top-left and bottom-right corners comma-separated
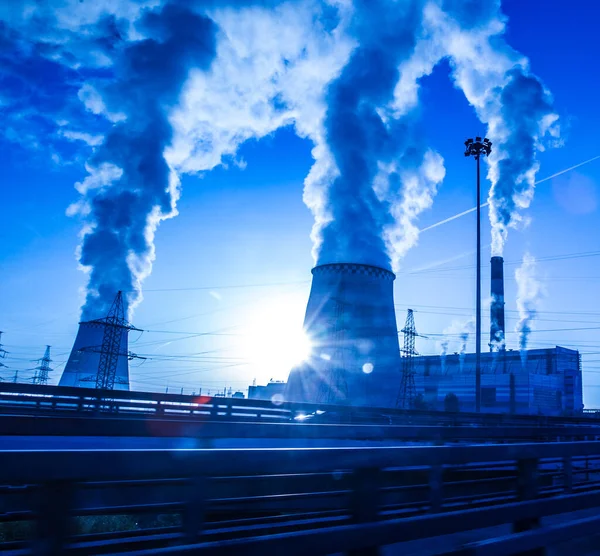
(0, 331, 7, 360)
(413, 346, 582, 415)
(286, 263, 401, 407)
(464, 136, 493, 412)
(32, 345, 52, 386)
(490, 256, 506, 350)
(248, 380, 286, 401)
(59, 291, 141, 390)
(396, 309, 418, 409)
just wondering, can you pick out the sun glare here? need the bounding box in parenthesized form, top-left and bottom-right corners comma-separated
(241, 297, 311, 380)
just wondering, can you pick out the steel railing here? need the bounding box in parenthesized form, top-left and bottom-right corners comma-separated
(3, 442, 600, 554)
(0, 382, 596, 427)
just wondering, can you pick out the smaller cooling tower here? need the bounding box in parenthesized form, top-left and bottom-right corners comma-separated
(490, 256, 505, 350)
(59, 320, 130, 390)
(286, 263, 401, 407)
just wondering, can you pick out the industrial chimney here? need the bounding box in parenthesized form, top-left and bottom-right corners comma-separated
(286, 263, 401, 407)
(59, 292, 135, 390)
(490, 256, 505, 351)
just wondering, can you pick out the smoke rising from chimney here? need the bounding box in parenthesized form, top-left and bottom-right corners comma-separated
(440, 318, 474, 357)
(309, 0, 559, 271)
(397, 1, 560, 258)
(3, 0, 560, 314)
(515, 252, 543, 351)
(425, 3, 559, 256)
(69, 4, 217, 320)
(486, 69, 559, 256)
(305, 0, 447, 271)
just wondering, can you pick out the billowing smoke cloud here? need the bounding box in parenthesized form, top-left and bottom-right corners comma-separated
(380, 1, 560, 259)
(420, 1, 559, 256)
(67, 4, 218, 320)
(307, 0, 445, 270)
(3, 0, 351, 319)
(485, 70, 559, 255)
(308, 0, 560, 270)
(4, 0, 560, 318)
(515, 252, 543, 351)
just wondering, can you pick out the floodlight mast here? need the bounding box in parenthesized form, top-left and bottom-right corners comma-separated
(464, 136, 492, 412)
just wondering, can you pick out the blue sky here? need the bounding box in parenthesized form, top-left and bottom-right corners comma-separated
(1, 0, 600, 404)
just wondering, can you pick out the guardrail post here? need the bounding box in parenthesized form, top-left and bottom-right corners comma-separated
(563, 456, 573, 493)
(429, 465, 444, 512)
(585, 455, 590, 482)
(182, 476, 207, 542)
(34, 481, 74, 556)
(349, 467, 380, 556)
(514, 458, 541, 556)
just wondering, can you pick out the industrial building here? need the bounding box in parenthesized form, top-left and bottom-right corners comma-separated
(248, 380, 286, 401)
(286, 257, 584, 416)
(414, 347, 583, 415)
(413, 256, 583, 415)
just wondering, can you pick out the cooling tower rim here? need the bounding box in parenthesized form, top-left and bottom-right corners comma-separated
(491, 255, 504, 262)
(312, 262, 395, 281)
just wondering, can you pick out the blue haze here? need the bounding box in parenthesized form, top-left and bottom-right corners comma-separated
(1, 0, 599, 404)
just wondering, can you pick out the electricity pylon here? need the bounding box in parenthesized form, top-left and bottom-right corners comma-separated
(80, 291, 143, 390)
(396, 309, 420, 409)
(32, 345, 53, 385)
(0, 331, 8, 360)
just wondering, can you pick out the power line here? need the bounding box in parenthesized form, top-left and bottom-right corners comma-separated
(419, 154, 600, 233)
(32, 346, 52, 385)
(142, 280, 309, 292)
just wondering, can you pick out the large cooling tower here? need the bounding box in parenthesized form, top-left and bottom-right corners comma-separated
(489, 256, 505, 350)
(59, 321, 130, 390)
(286, 263, 401, 408)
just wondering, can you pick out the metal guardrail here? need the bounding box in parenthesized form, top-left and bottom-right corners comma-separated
(3, 413, 600, 444)
(0, 382, 596, 427)
(3, 442, 600, 554)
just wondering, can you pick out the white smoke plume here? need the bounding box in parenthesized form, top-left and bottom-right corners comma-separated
(515, 252, 543, 351)
(424, 2, 559, 256)
(3, 0, 559, 317)
(383, 1, 560, 258)
(2, 0, 351, 319)
(438, 317, 474, 356)
(305, 0, 447, 271)
(308, 0, 560, 270)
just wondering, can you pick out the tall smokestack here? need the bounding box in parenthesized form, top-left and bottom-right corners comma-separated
(490, 256, 505, 350)
(286, 263, 401, 408)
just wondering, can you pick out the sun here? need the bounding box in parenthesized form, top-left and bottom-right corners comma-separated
(240, 296, 311, 380)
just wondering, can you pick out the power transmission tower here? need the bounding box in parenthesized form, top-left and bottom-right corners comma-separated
(396, 309, 419, 409)
(0, 331, 8, 360)
(0, 332, 7, 375)
(32, 346, 52, 385)
(80, 291, 143, 390)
